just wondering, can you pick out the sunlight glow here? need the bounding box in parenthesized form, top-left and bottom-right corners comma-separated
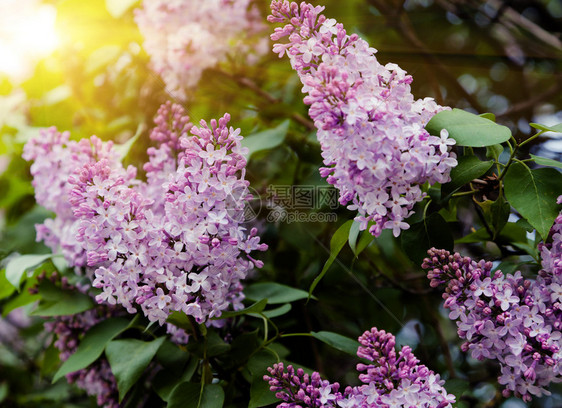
(0, 0, 60, 81)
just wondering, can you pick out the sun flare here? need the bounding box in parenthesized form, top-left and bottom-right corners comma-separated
(0, 0, 59, 81)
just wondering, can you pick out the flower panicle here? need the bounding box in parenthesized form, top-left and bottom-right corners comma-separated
(268, 1, 457, 238)
(24, 103, 267, 335)
(265, 326, 455, 407)
(423, 234, 562, 401)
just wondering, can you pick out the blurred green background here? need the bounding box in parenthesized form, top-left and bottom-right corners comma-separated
(0, 0, 561, 407)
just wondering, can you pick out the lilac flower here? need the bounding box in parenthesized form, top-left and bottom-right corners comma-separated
(66, 104, 267, 327)
(24, 103, 267, 333)
(268, 1, 457, 237)
(264, 326, 455, 407)
(134, 0, 267, 100)
(422, 227, 562, 402)
(22, 128, 122, 267)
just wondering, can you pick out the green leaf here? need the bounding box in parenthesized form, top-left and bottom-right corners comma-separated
(168, 383, 225, 408)
(249, 304, 292, 319)
(0, 269, 15, 300)
(349, 220, 375, 257)
(53, 318, 130, 383)
(185, 329, 231, 358)
(515, 218, 534, 232)
(249, 378, 278, 408)
(206, 330, 232, 358)
(443, 155, 493, 197)
(486, 144, 503, 161)
(31, 280, 94, 316)
(530, 154, 562, 170)
(477, 196, 510, 239)
(246, 349, 278, 378)
(478, 112, 496, 122)
(490, 196, 511, 238)
(153, 357, 197, 402)
(156, 341, 189, 373)
(310, 331, 359, 357)
(242, 120, 289, 158)
(32, 292, 94, 316)
(401, 213, 454, 264)
(222, 329, 262, 370)
(106, 337, 165, 402)
(455, 228, 490, 244)
(216, 299, 268, 319)
(426, 108, 512, 147)
(245, 283, 311, 304)
(247, 349, 280, 407)
(2, 282, 40, 317)
(504, 163, 562, 240)
(167, 311, 193, 332)
(455, 223, 528, 244)
(5, 254, 53, 289)
(41, 344, 61, 377)
(356, 230, 375, 256)
(348, 220, 361, 255)
(309, 220, 353, 297)
(167, 383, 200, 408)
(512, 241, 539, 259)
(529, 122, 562, 134)
(114, 123, 144, 161)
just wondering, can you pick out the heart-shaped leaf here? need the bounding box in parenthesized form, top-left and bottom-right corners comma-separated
(426, 108, 511, 147)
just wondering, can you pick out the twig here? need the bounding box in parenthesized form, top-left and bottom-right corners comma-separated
(498, 79, 562, 118)
(486, 0, 562, 51)
(215, 70, 315, 130)
(368, 0, 486, 112)
(422, 296, 457, 378)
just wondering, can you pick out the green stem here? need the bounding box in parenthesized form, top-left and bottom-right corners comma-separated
(452, 190, 476, 198)
(422, 199, 432, 220)
(518, 131, 544, 148)
(498, 130, 545, 181)
(498, 152, 516, 181)
(260, 315, 269, 342)
(279, 332, 314, 338)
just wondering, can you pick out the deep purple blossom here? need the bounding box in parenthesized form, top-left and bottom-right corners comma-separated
(268, 1, 457, 237)
(422, 204, 562, 404)
(264, 326, 455, 407)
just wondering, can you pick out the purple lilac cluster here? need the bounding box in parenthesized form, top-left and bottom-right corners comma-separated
(67, 103, 266, 327)
(268, 1, 457, 237)
(134, 0, 267, 100)
(24, 103, 267, 333)
(265, 326, 455, 407)
(42, 276, 120, 407)
(422, 227, 562, 402)
(22, 128, 122, 267)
